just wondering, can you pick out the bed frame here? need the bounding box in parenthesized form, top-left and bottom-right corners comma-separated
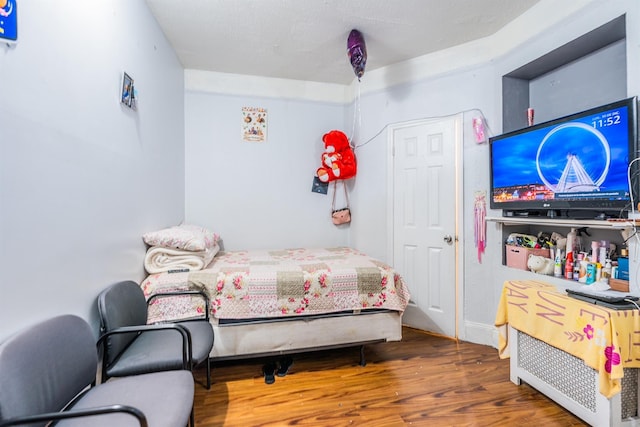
(142, 247, 409, 364)
(209, 309, 403, 365)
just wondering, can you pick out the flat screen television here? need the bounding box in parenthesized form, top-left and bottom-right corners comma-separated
(489, 97, 639, 219)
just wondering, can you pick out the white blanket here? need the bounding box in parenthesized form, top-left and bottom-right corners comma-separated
(144, 244, 219, 274)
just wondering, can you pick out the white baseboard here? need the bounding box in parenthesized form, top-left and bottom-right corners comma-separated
(461, 320, 498, 348)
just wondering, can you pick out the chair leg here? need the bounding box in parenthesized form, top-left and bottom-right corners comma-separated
(206, 357, 211, 389)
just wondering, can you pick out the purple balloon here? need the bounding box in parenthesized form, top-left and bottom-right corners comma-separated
(347, 29, 367, 80)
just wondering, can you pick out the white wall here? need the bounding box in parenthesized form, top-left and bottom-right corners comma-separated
(0, 0, 185, 341)
(184, 89, 349, 250)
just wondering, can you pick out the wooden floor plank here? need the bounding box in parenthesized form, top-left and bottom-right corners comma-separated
(193, 327, 587, 426)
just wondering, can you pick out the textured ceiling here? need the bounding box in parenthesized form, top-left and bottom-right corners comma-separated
(145, 0, 540, 85)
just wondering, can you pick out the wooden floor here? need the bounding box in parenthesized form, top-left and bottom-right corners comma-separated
(193, 327, 587, 426)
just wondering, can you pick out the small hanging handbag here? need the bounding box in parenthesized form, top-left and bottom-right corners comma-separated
(331, 181, 351, 225)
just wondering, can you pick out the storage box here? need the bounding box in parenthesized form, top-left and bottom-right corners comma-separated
(505, 245, 551, 271)
(609, 278, 629, 292)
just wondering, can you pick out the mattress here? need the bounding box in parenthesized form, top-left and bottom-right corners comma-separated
(141, 247, 411, 324)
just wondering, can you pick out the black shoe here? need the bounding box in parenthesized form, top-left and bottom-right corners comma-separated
(277, 356, 293, 377)
(263, 362, 276, 384)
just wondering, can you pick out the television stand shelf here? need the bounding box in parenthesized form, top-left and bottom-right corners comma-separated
(486, 216, 636, 231)
(488, 215, 638, 294)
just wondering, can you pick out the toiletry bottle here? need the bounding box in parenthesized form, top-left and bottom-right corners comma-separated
(566, 228, 577, 258)
(554, 252, 562, 277)
(599, 241, 608, 265)
(618, 248, 629, 280)
(591, 241, 600, 263)
(586, 262, 596, 284)
(601, 259, 612, 284)
(574, 253, 582, 281)
(565, 252, 573, 280)
(579, 256, 589, 283)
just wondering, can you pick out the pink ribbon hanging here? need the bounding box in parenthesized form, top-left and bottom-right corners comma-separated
(474, 192, 487, 263)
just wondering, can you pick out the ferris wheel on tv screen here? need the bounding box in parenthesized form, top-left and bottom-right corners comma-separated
(535, 122, 610, 193)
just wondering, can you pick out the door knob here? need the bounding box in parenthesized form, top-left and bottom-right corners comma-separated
(444, 235, 453, 245)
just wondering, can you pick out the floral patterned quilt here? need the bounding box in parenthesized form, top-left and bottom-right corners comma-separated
(142, 247, 411, 323)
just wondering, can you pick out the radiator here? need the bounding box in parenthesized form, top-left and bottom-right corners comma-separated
(510, 327, 640, 426)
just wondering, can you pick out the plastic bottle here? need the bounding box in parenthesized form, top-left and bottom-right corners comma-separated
(574, 252, 583, 281)
(579, 259, 589, 283)
(601, 259, 612, 284)
(566, 228, 577, 258)
(564, 252, 573, 280)
(554, 251, 563, 277)
(618, 248, 629, 280)
(586, 262, 596, 284)
(591, 241, 600, 263)
(599, 241, 608, 265)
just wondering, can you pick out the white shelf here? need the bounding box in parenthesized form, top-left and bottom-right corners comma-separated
(486, 216, 636, 230)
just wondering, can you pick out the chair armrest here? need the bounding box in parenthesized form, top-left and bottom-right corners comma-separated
(0, 404, 148, 427)
(147, 289, 211, 321)
(97, 323, 192, 371)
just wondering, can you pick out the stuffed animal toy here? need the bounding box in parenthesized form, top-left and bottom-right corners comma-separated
(527, 254, 555, 275)
(316, 130, 357, 182)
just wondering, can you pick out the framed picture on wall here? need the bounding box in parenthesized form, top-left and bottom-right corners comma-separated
(0, 0, 18, 43)
(241, 107, 267, 142)
(121, 72, 134, 109)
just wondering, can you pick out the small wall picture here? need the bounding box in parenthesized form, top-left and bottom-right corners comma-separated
(121, 72, 135, 109)
(241, 107, 267, 142)
(0, 0, 17, 43)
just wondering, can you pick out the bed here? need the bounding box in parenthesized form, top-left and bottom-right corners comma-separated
(140, 247, 411, 362)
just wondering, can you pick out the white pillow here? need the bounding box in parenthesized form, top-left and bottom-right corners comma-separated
(142, 224, 219, 252)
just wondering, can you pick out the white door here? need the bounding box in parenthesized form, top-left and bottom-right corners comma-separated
(387, 116, 462, 338)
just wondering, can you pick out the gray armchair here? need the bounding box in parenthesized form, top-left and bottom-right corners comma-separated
(0, 314, 194, 427)
(97, 280, 214, 389)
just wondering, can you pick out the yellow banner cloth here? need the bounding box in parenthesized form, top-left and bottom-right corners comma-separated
(495, 279, 640, 398)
